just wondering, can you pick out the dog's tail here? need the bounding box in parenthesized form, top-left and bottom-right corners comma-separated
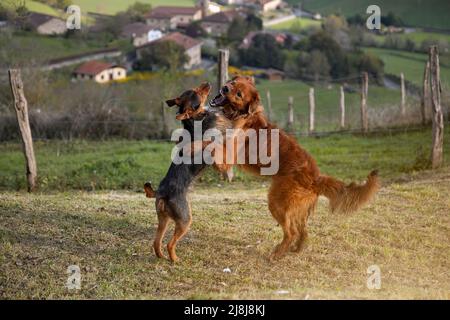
(144, 181, 156, 198)
(315, 170, 380, 214)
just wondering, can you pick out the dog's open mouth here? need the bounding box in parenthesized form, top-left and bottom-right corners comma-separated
(210, 92, 228, 107)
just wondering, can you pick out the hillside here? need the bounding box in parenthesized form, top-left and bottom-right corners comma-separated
(295, 0, 450, 30)
(71, 0, 194, 15)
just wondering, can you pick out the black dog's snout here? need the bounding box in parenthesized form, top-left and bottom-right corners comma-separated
(221, 86, 229, 94)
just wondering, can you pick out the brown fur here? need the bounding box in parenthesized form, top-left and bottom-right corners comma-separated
(212, 76, 381, 260)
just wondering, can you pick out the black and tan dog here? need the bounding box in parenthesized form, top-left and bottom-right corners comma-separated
(144, 82, 231, 262)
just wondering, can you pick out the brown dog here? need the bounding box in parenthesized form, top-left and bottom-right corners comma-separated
(210, 76, 380, 260)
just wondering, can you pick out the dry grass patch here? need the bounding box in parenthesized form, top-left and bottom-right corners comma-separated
(0, 169, 449, 299)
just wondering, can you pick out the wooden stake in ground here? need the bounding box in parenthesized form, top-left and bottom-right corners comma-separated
(8, 69, 37, 192)
(218, 49, 229, 89)
(360, 72, 369, 133)
(400, 72, 406, 116)
(429, 46, 444, 169)
(287, 96, 294, 131)
(421, 60, 431, 125)
(340, 86, 345, 129)
(161, 101, 169, 139)
(309, 87, 315, 133)
(266, 90, 273, 121)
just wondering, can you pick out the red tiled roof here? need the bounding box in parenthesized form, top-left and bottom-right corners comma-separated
(121, 22, 155, 38)
(202, 10, 240, 23)
(137, 32, 202, 50)
(26, 12, 63, 28)
(74, 60, 115, 76)
(145, 6, 200, 19)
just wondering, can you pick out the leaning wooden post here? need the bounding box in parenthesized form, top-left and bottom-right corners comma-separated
(360, 72, 369, 133)
(161, 101, 169, 139)
(287, 96, 294, 131)
(339, 86, 345, 129)
(429, 46, 444, 169)
(8, 69, 37, 192)
(309, 87, 315, 134)
(421, 60, 431, 125)
(218, 49, 229, 89)
(400, 72, 406, 116)
(266, 90, 273, 121)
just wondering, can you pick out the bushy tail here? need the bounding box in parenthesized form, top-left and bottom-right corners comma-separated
(315, 170, 380, 214)
(144, 181, 156, 198)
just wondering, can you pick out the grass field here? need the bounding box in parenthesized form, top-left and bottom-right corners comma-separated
(1, 164, 449, 299)
(364, 47, 450, 87)
(298, 0, 450, 30)
(268, 17, 321, 31)
(71, 0, 194, 15)
(375, 32, 450, 47)
(0, 33, 110, 66)
(1, 128, 449, 191)
(256, 79, 413, 131)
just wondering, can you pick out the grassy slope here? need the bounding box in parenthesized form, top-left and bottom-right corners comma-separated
(256, 79, 406, 130)
(0, 33, 108, 65)
(364, 47, 450, 86)
(269, 17, 321, 30)
(1, 167, 449, 299)
(72, 0, 194, 15)
(1, 128, 449, 191)
(297, 0, 450, 30)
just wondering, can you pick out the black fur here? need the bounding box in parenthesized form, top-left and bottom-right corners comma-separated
(152, 111, 218, 221)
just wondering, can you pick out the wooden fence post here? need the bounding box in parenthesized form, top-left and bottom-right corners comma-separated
(400, 72, 406, 116)
(218, 49, 233, 182)
(309, 87, 315, 133)
(360, 72, 369, 133)
(218, 49, 229, 89)
(421, 60, 430, 125)
(8, 69, 37, 192)
(429, 46, 444, 169)
(287, 96, 294, 131)
(161, 101, 169, 139)
(340, 86, 345, 129)
(266, 90, 273, 121)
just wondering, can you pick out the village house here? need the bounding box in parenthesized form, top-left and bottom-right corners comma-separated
(145, 6, 203, 31)
(136, 32, 203, 70)
(196, 0, 221, 16)
(254, 0, 283, 12)
(200, 10, 242, 36)
(25, 12, 66, 35)
(240, 30, 288, 49)
(258, 68, 285, 81)
(72, 61, 127, 83)
(121, 22, 163, 47)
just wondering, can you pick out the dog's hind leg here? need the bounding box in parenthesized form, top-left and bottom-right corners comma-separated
(167, 201, 192, 262)
(153, 202, 170, 259)
(291, 194, 316, 253)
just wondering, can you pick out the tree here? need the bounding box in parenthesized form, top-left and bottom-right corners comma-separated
(358, 52, 384, 84)
(306, 50, 331, 82)
(227, 16, 248, 42)
(137, 41, 188, 72)
(186, 21, 207, 38)
(307, 30, 349, 78)
(239, 34, 284, 69)
(125, 1, 152, 22)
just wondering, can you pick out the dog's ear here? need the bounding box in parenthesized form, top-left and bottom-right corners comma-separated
(244, 76, 255, 85)
(248, 90, 262, 115)
(165, 98, 178, 107)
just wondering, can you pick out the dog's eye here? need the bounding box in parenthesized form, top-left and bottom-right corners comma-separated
(237, 91, 242, 98)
